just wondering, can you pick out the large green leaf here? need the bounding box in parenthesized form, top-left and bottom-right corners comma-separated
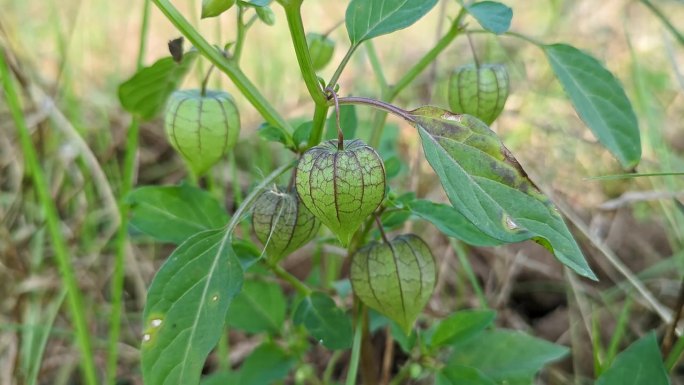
(408, 199, 504, 247)
(436, 366, 497, 385)
(596, 332, 669, 385)
(345, 0, 438, 45)
(237, 343, 295, 385)
(412, 108, 596, 280)
(449, 329, 569, 384)
(127, 184, 229, 244)
(430, 309, 496, 348)
(227, 279, 286, 335)
(544, 44, 641, 169)
(118, 51, 197, 120)
(467, 1, 512, 35)
(141, 229, 243, 385)
(293, 292, 353, 350)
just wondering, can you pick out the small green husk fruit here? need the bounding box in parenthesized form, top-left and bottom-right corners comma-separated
(252, 188, 321, 263)
(448, 63, 509, 125)
(164, 89, 240, 176)
(350, 234, 436, 334)
(306, 33, 335, 71)
(295, 139, 385, 246)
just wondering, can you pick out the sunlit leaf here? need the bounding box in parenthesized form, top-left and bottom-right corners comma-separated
(467, 1, 512, 34)
(544, 44, 641, 169)
(345, 0, 438, 45)
(597, 333, 669, 385)
(142, 229, 243, 385)
(127, 184, 228, 244)
(118, 51, 197, 120)
(201, 0, 236, 19)
(408, 199, 504, 247)
(412, 108, 596, 279)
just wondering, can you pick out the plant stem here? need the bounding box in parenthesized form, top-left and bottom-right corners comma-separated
(307, 102, 330, 148)
(326, 87, 344, 150)
(268, 262, 312, 296)
(345, 309, 364, 385)
(366, 8, 467, 147)
(389, 8, 467, 100)
(1, 50, 98, 385)
(452, 239, 488, 308)
(327, 44, 359, 90)
(234, 5, 246, 64)
(375, 214, 390, 244)
(365, 41, 388, 90)
(337, 96, 415, 122)
(107, 2, 151, 383)
(640, 0, 684, 46)
(152, 0, 295, 146)
(280, 0, 327, 105)
(466, 32, 480, 68)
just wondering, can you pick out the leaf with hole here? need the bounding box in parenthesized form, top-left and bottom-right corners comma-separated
(345, 0, 438, 45)
(141, 229, 243, 385)
(467, 1, 513, 34)
(127, 184, 228, 244)
(596, 332, 668, 385)
(412, 108, 596, 279)
(293, 292, 353, 350)
(118, 51, 197, 120)
(544, 43, 641, 169)
(226, 279, 286, 335)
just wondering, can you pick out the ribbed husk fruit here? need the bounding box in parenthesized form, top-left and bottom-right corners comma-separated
(447, 64, 509, 125)
(252, 188, 321, 263)
(350, 234, 436, 334)
(295, 139, 386, 246)
(164, 89, 240, 176)
(306, 33, 335, 71)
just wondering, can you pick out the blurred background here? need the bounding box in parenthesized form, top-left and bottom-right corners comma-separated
(1, 0, 684, 384)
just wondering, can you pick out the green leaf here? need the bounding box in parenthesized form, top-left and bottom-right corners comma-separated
(201, 372, 240, 385)
(345, 0, 438, 45)
(408, 199, 504, 247)
(118, 51, 197, 120)
(544, 44, 641, 169)
(141, 229, 243, 385)
(258, 122, 292, 146)
(390, 320, 416, 353)
(467, 1, 513, 34)
(325, 105, 358, 140)
(226, 279, 286, 334)
(239, 0, 270, 7)
(430, 309, 496, 348)
(255, 5, 276, 25)
(448, 329, 569, 384)
(293, 121, 313, 145)
(437, 366, 497, 385)
(596, 332, 669, 385)
(201, 0, 236, 18)
(293, 292, 353, 350)
(127, 184, 229, 244)
(237, 343, 295, 385)
(412, 108, 596, 280)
